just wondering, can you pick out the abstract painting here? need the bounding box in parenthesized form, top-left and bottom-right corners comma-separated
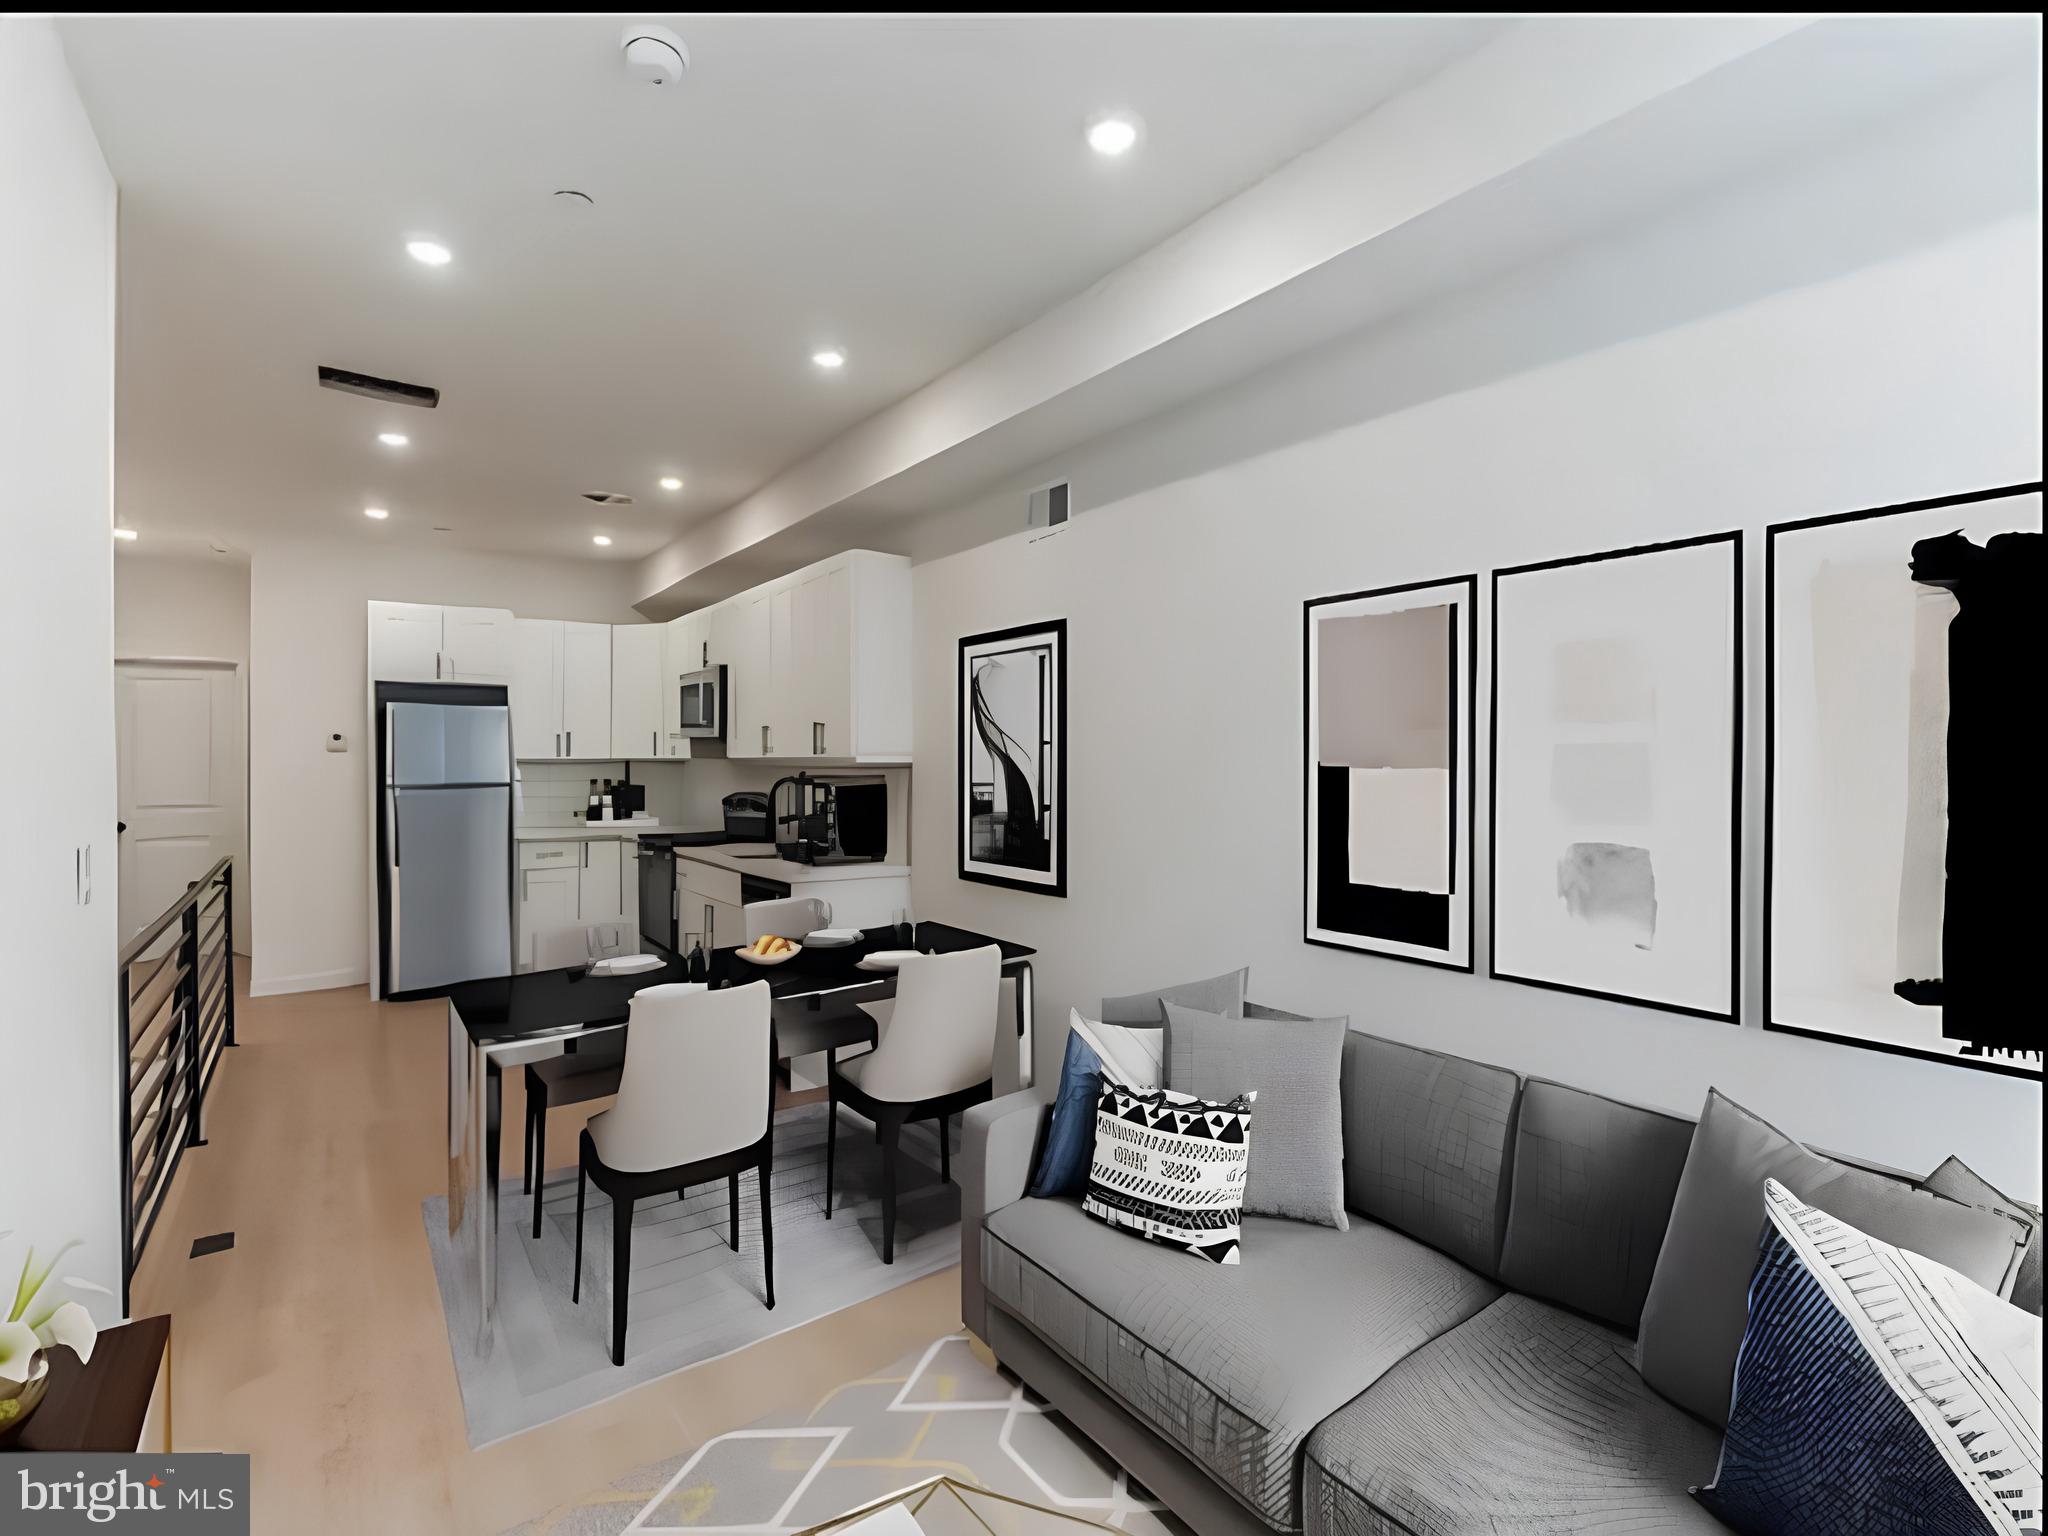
(1491, 534, 1740, 1019)
(1767, 483, 2042, 1076)
(959, 620, 1066, 897)
(1304, 575, 1475, 970)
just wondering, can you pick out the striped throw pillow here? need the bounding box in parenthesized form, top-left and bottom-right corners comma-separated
(1082, 1082, 1254, 1265)
(1696, 1178, 2043, 1535)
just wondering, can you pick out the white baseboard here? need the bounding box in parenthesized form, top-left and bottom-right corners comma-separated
(249, 965, 367, 998)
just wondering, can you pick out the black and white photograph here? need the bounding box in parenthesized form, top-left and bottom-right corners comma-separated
(959, 620, 1067, 896)
(1304, 576, 1475, 970)
(1767, 483, 2043, 1076)
(1491, 534, 1741, 1020)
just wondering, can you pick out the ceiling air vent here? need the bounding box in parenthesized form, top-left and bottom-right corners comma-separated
(1026, 480, 1070, 530)
(317, 366, 440, 408)
(581, 492, 636, 506)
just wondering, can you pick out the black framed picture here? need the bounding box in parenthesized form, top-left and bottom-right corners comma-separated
(1490, 533, 1742, 1022)
(959, 620, 1066, 897)
(1303, 575, 1475, 970)
(1766, 482, 2042, 1077)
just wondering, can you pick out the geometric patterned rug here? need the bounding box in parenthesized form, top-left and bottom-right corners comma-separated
(503, 1335, 1190, 1536)
(425, 1104, 963, 1449)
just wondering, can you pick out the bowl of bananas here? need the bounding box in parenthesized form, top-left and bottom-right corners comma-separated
(735, 934, 803, 966)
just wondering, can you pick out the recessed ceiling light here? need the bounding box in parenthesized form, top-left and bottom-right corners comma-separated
(406, 239, 452, 267)
(811, 349, 846, 370)
(592, 534, 613, 547)
(378, 432, 409, 447)
(113, 527, 139, 541)
(659, 476, 683, 492)
(364, 507, 390, 520)
(1087, 115, 1140, 157)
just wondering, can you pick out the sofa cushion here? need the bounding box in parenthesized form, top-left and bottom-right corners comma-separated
(1497, 1078, 1696, 1331)
(1636, 1088, 2032, 1428)
(1339, 1031, 1520, 1277)
(1100, 966, 1249, 1025)
(1920, 1154, 2043, 1317)
(1302, 1293, 1726, 1536)
(1166, 1002, 1350, 1229)
(982, 1196, 1500, 1530)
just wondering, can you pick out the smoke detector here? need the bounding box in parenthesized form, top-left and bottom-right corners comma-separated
(581, 491, 635, 507)
(622, 24, 688, 87)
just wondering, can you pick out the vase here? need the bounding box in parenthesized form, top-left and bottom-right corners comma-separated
(0, 1361, 51, 1444)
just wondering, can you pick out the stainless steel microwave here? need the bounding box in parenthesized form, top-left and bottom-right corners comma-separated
(677, 664, 727, 740)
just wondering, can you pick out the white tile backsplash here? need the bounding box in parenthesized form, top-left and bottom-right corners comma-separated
(516, 760, 625, 827)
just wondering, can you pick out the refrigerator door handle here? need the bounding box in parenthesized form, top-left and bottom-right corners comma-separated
(390, 788, 401, 866)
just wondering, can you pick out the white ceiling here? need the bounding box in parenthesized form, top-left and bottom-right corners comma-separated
(58, 13, 1501, 561)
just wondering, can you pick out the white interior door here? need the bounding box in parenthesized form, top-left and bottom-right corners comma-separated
(117, 661, 243, 955)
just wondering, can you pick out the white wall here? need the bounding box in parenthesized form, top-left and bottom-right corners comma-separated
(246, 544, 638, 995)
(910, 217, 2044, 1200)
(115, 551, 252, 952)
(0, 18, 124, 1312)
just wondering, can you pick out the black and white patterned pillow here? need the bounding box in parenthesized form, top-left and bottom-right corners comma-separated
(1082, 1082, 1254, 1264)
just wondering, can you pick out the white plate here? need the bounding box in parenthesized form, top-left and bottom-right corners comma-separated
(589, 953, 664, 976)
(804, 928, 864, 948)
(855, 949, 922, 973)
(735, 942, 803, 966)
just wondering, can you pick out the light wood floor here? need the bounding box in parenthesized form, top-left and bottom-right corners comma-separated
(131, 963, 962, 1536)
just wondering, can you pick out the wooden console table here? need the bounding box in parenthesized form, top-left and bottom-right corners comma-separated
(2, 1314, 171, 1453)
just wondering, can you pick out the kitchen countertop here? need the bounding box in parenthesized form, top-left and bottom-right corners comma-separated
(516, 823, 909, 883)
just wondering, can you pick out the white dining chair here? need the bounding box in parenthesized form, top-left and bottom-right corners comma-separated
(519, 924, 628, 1237)
(743, 896, 832, 943)
(826, 945, 1001, 1263)
(573, 980, 776, 1365)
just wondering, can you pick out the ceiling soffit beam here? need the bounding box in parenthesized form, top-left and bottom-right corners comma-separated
(633, 15, 1808, 613)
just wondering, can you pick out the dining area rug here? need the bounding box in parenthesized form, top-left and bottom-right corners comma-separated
(422, 1103, 961, 1448)
(504, 1334, 1185, 1536)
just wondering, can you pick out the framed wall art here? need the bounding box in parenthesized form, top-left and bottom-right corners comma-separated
(959, 620, 1066, 897)
(1491, 533, 1741, 1020)
(1767, 482, 2042, 1076)
(1304, 575, 1475, 970)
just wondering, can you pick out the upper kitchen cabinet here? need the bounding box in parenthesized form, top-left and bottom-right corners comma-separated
(726, 550, 910, 762)
(610, 622, 667, 759)
(367, 601, 513, 684)
(509, 618, 612, 759)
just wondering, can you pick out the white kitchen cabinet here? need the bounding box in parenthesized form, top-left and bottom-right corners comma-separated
(724, 590, 773, 758)
(368, 601, 445, 683)
(518, 865, 579, 970)
(509, 619, 612, 759)
(719, 551, 910, 762)
(578, 837, 624, 923)
(440, 607, 514, 682)
(560, 622, 611, 759)
(610, 623, 664, 759)
(509, 619, 564, 760)
(368, 601, 513, 684)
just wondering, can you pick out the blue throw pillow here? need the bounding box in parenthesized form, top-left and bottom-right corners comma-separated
(1029, 1027, 1106, 1198)
(1695, 1179, 2043, 1536)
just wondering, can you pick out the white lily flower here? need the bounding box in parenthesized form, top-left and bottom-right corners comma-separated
(34, 1301, 95, 1366)
(0, 1319, 43, 1387)
(65, 1276, 115, 1298)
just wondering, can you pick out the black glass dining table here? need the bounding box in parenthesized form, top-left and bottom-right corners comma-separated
(440, 921, 1036, 1349)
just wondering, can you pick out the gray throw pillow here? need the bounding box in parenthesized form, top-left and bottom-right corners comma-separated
(1163, 1001, 1348, 1230)
(1636, 1089, 2032, 1428)
(1921, 1155, 2043, 1318)
(1100, 967, 1248, 1026)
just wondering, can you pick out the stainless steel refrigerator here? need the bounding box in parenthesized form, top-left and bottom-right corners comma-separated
(378, 687, 513, 994)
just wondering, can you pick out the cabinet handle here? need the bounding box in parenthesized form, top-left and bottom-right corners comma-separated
(762, 725, 770, 754)
(583, 843, 590, 869)
(567, 730, 572, 756)
(705, 903, 715, 947)
(813, 721, 824, 755)
(555, 732, 561, 756)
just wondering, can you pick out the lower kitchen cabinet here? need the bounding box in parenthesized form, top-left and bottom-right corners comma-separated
(578, 837, 623, 923)
(516, 835, 636, 969)
(517, 864, 580, 970)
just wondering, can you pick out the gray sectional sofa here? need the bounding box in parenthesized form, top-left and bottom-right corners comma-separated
(957, 1024, 2023, 1536)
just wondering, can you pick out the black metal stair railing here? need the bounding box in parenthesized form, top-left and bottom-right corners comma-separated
(116, 855, 235, 1313)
